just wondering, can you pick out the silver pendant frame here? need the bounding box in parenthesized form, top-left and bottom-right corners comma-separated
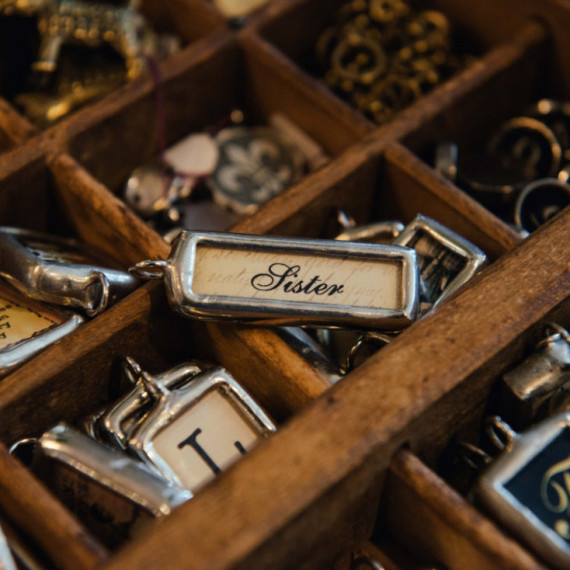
(127, 366, 276, 492)
(38, 424, 191, 517)
(132, 231, 419, 329)
(393, 214, 486, 307)
(0, 283, 83, 376)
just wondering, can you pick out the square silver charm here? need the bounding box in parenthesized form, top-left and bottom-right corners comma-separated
(99, 358, 203, 450)
(127, 366, 277, 494)
(477, 413, 570, 568)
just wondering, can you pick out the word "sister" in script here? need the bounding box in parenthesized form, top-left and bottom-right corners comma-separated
(251, 263, 344, 296)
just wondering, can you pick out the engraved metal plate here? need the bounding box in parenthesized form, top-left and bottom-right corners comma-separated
(477, 413, 570, 568)
(132, 231, 419, 329)
(127, 366, 276, 493)
(393, 214, 486, 309)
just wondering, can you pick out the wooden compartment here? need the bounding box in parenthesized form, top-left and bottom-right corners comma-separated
(0, 0, 567, 568)
(0, 0, 225, 137)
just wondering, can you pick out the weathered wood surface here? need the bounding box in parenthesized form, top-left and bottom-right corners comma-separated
(0, 443, 108, 570)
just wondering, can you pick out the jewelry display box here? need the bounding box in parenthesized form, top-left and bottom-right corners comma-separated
(0, 0, 568, 568)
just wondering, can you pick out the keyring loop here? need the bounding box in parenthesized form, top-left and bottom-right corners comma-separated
(485, 416, 517, 452)
(343, 331, 393, 373)
(129, 260, 168, 280)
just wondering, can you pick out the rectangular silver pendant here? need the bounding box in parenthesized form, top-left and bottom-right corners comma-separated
(132, 231, 419, 329)
(0, 227, 137, 316)
(477, 413, 570, 568)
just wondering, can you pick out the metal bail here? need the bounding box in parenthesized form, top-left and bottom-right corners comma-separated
(123, 356, 145, 385)
(140, 370, 171, 402)
(457, 441, 493, 471)
(129, 260, 168, 280)
(485, 416, 518, 452)
(343, 331, 394, 373)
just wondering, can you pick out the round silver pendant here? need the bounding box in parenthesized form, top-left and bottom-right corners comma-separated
(208, 127, 305, 215)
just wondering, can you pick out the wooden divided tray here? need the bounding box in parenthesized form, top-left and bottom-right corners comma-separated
(0, 0, 568, 568)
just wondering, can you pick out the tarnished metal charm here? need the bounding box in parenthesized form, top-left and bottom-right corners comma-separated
(501, 323, 570, 427)
(12, 424, 190, 548)
(393, 214, 486, 311)
(209, 127, 305, 215)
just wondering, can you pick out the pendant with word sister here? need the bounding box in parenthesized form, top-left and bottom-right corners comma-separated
(131, 231, 420, 329)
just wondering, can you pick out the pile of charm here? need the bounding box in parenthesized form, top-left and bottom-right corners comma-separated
(435, 99, 570, 235)
(123, 111, 328, 237)
(12, 358, 275, 549)
(0, 227, 137, 376)
(314, 0, 471, 125)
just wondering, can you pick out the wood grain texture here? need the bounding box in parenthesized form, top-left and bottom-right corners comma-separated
(0, 98, 37, 147)
(101, 197, 570, 569)
(140, 0, 225, 43)
(382, 450, 546, 570)
(0, 443, 108, 570)
(49, 153, 169, 265)
(200, 322, 332, 422)
(240, 33, 372, 155)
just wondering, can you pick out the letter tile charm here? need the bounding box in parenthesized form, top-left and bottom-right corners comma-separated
(476, 414, 570, 568)
(131, 231, 420, 329)
(126, 364, 276, 494)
